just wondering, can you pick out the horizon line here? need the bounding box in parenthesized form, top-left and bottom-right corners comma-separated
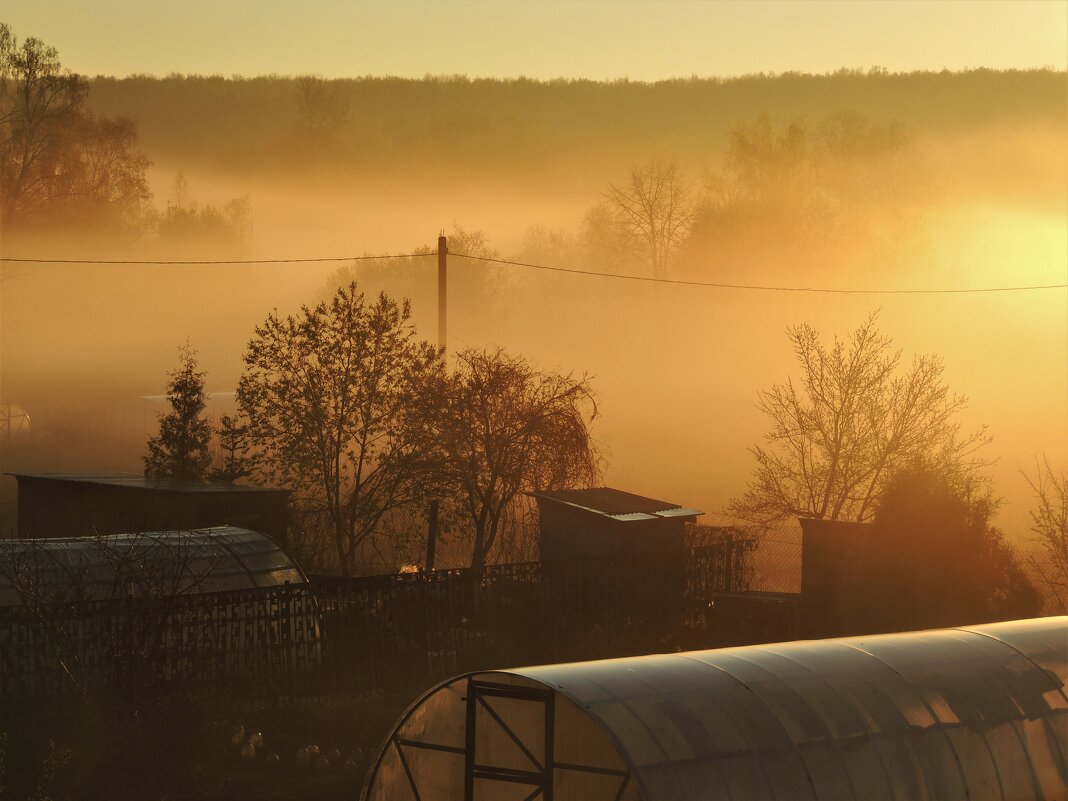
(80, 65, 1068, 83)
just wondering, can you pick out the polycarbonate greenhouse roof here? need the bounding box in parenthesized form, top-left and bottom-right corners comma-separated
(364, 616, 1068, 801)
(0, 526, 306, 606)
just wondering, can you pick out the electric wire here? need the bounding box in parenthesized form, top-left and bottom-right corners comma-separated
(449, 252, 1068, 295)
(0, 253, 432, 265)
(2, 250, 1065, 294)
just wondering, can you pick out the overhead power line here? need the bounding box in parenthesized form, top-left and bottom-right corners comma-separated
(0, 253, 432, 265)
(2, 250, 1065, 294)
(449, 253, 1068, 295)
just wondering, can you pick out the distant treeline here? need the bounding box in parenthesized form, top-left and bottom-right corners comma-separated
(86, 69, 1066, 181)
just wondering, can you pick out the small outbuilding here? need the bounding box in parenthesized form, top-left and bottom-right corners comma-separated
(362, 616, 1068, 801)
(531, 487, 702, 562)
(10, 472, 290, 545)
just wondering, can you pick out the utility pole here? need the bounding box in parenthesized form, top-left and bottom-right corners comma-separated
(437, 233, 447, 355)
(426, 233, 447, 572)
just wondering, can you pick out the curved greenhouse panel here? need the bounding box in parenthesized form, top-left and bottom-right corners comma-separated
(0, 526, 306, 605)
(364, 616, 1068, 801)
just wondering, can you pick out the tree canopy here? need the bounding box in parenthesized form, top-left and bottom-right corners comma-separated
(0, 23, 150, 232)
(421, 347, 599, 568)
(237, 282, 441, 574)
(865, 464, 1040, 630)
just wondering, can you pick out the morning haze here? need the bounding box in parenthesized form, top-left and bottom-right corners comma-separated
(4, 67, 1064, 537)
(0, 3, 1066, 798)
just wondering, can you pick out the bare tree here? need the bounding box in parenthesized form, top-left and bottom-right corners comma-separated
(0, 531, 221, 698)
(603, 159, 695, 277)
(170, 170, 191, 211)
(144, 344, 213, 481)
(730, 311, 990, 524)
(1022, 455, 1068, 612)
(237, 282, 441, 574)
(422, 348, 599, 568)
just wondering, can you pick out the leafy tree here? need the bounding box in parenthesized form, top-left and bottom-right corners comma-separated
(1022, 455, 1068, 612)
(865, 464, 1040, 630)
(143, 345, 213, 481)
(0, 24, 150, 231)
(0, 23, 84, 226)
(730, 311, 990, 523)
(602, 159, 695, 278)
(237, 282, 441, 574)
(422, 347, 599, 568)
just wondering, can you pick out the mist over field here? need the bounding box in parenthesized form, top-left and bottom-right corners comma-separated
(2, 69, 1065, 544)
(2, 2, 1068, 792)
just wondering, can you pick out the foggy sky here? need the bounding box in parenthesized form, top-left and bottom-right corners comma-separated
(1, 7, 1064, 562)
(5, 0, 1066, 80)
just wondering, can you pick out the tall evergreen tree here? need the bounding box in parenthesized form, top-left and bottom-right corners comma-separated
(144, 345, 212, 481)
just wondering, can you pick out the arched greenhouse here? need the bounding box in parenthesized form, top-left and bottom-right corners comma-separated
(364, 616, 1068, 801)
(0, 525, 307, 604)
(0, 527, 319, 701)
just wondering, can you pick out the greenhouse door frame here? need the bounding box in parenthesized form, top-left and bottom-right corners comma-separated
(465, 679, 556, 801)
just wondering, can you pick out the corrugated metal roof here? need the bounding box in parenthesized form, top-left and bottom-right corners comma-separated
(364, 616, 1068, 801)
(8, 472, 288, 494)
(530, 487, 702, 520)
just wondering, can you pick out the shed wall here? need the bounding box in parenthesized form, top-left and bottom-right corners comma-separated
(537, 500, 689, 562)
(16, 477, 289, 545)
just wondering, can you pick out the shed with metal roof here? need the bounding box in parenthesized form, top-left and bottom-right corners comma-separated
(531, 487, 702, 562)
(363, 616, 1068, 801)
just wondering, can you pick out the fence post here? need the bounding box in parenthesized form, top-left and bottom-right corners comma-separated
(283, 585, 295, 701)
(580, 555, 592, 658)
(423, 570, 434, 683)
(724, 534, 735, 593)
